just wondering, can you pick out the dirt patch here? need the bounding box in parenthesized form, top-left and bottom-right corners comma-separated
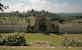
(31, 41, 50, 47)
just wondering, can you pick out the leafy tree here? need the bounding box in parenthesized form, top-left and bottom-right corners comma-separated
(0, 1, 8, 11)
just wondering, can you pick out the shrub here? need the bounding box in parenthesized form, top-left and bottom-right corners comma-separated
(0, 33, 27, 46)
(63, 38, 82, 47)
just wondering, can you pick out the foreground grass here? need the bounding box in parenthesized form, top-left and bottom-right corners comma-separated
(0, 33, 82, 50)
(0, 33, 82, 46)
(25, 33, 82, 46)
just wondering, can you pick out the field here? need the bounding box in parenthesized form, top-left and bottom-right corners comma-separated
(0, 33, 82, 50)
(25, 33, 82, 46)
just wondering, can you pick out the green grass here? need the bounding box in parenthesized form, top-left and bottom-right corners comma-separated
(0, 33, 82, 46)
(0, 33, 82, 50)
(25, 33, 82, 46)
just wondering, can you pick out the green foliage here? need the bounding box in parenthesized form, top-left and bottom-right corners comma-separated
(63, 38, 82, 47)
(0, 33, 27, 46)
(0, 16, 26, 24)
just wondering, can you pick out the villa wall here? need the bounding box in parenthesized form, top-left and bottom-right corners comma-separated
(59, 23, 82, 33)
(0, 24, 27, 32)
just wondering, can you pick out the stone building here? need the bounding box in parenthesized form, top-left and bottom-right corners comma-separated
(27, 15, 48, 33)
(27, 14, 59, 33)
(59, 23, 82, 33)
(28, 15, 82, 33)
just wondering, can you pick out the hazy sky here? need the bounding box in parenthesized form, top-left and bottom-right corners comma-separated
(1, 0, 82, 13)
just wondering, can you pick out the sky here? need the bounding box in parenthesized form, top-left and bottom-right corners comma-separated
(1, 0, 82, 13)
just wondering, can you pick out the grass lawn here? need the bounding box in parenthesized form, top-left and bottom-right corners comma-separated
(25, 33, 82, 46)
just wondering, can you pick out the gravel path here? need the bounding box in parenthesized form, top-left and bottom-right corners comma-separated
(0, 46, 82, 48)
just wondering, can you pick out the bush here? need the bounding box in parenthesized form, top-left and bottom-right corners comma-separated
(63, 38, 82, 47)
(0, 33, 27, 46)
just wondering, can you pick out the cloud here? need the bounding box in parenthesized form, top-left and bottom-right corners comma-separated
(4, 0, 32, 12)
(29, 0, 65, 12)
(3, 0, 82, 13)
(63, 4, 82, 13)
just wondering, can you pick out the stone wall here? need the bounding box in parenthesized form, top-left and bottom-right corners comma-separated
(59, 23, 82, 33)
(0, 24, 27, 32)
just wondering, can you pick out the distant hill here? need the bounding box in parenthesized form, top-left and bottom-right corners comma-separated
(57, 13, 82, 16)
(0, 10, 82, 22)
